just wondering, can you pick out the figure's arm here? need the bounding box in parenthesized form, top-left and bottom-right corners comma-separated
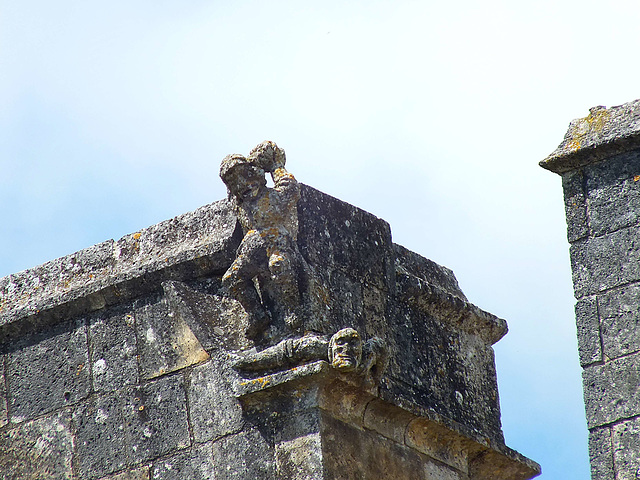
(248, 140, 300, 200)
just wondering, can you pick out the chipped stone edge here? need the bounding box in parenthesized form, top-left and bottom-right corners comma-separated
(540, 100, 640, 174)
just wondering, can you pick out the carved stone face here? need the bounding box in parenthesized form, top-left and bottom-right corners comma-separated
(329, 328, 362, 372)
(224, 163, 267, 201)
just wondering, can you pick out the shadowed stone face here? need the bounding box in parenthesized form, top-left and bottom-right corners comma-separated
(329, 328, 362, 372)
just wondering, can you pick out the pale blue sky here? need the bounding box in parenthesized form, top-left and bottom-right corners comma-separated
(3, 1, 640, 477)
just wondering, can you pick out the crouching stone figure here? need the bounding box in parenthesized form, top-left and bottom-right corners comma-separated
(220, 141, 305, 340)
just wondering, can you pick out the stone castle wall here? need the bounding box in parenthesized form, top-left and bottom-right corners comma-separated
(0, 182, 539, 479)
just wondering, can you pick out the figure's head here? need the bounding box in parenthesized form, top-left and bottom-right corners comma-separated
(329, 328, 362, 372)
(220, 154, 267, 201)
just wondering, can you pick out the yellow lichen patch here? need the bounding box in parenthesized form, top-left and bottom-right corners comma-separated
(133, 232, 142, 240)
(634, 175, 640, 182)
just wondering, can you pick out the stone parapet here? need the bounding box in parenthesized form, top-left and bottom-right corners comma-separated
(0, 181, 538, 478)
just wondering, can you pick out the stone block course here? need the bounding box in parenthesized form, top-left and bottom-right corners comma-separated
(187, 358, 244, 443)
(583, 352, 640, 428)
(588, 426, 614, 480)
(575, 296, 603, 366)
(89, 305, 139, 393)
(4, 319, 90, 424)
(73, 393, 129, 479)
(613, 417, 640, 480)
(0, 410, 74, 479)
(570, 227, 640, 298)
(123, 374, 191, 464)
(598, 284, 640, 360)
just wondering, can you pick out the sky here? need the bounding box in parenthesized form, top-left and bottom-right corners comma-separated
(2, 1, 640, 477)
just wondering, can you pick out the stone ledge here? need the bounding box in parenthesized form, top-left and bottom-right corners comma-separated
(235, 362, 540, 479)
(0, 199, 241, 341)
(540, 100, 640, 174)
(395, 270, 508, 345)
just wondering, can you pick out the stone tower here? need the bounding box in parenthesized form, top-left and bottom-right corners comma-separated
(0, 142, 539, 479)
(541, 100, 640, 479)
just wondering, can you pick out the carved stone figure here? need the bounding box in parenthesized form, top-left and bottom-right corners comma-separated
(329, 328, 389, 387)
(233, 327, 388, 387)
(220, 141, 306, 339)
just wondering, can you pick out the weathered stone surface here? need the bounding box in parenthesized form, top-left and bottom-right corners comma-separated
(321, 413, 464, 480)
(0, 355, 7, 428)
(570, 227, 640, 298)
(363, 398, 415, 445)
(275, 433, 324, 479)
(152, 443, 215, 480)
(540, 100, 640, 174)
(613, 417, 640, 480)
(0, 199, 240, 340)
(163, 280, 251, 352)
(212, 428, 275, 479)
(575, 296, 603, 366)
(123, 374, 190, 463)
(188, 358, 244, 442)
(584, 150, 640, 237)
(598, 284, 640, 359)
(583, 352, 640, 428)
(135, 295, 209, 380)
(73, 393, 129, 479)
(89, 304, 139, 392)
(4, 319, 90, 423)
(381, 303, 504, 445)
(562, 170, 589, 242)
(405, 417, 469, 474)
(589, 426, 614, 480)
(298, 185, 394, 293)
(97, 466, 150, 480)
(0, 410, 74, 479)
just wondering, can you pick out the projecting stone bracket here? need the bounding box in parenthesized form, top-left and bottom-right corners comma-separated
(233, 361, 540, 480)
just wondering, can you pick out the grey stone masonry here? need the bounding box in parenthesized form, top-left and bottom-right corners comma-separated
(541, 99, 640, 479)
(0, 178, 539, 478)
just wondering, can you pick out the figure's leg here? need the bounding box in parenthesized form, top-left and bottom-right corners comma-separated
(222, 234, 270, 339)
(268, 250, 302, 331)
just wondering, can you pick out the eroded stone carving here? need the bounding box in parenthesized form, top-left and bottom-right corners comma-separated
(233, 328, 388, 386)
(220, 141, 307, 340)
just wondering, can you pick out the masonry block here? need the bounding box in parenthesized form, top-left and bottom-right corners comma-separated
(570, 227, 640, 298)
(5, 319, 90, 423)
(135, 296, 209, 380)
(583, 352, 640, 428)
(562, 170, 589, 242)
(123, 374, 190, 464)
(89, 305, 139, 392)
(597, 284, 640, 359)
(584, 150, 640, 237)
(0, 410, 74, 479)
(575, 296, 603, 366)
(187, 358, 244, 443)
(212, 428, 276, 479)
(152, 443, 215, 480)
(613, 417, 640, 480)
(73, 393, 129, 479)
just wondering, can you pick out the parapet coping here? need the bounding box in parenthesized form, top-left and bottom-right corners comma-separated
(236, 360, 541, 480)
(540, 99, 640, 174)
(0, 186, 507, 345)
(0, 199, 240, 341)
